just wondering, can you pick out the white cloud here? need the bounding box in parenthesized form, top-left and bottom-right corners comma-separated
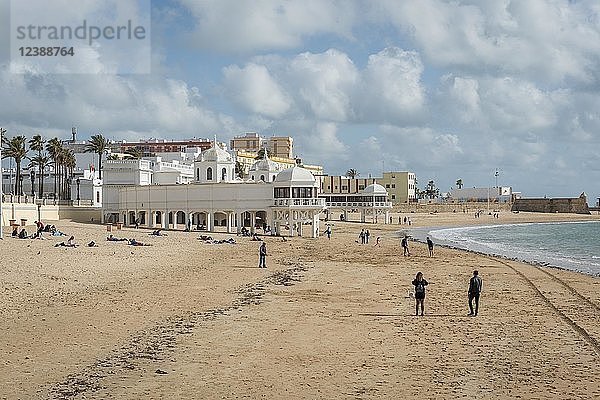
(0, 64, 234, 139)
(297, 122, 350, 164)
(223, 63, 292, 118)
(381, 0, 600, 83)
(287, 49, 358, 122)
(178, 0, 356, 52)
(358, 48, 426, 123)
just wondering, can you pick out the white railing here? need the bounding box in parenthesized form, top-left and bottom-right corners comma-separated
(273, 198, 326, 207)
(326, 201, 393, 208)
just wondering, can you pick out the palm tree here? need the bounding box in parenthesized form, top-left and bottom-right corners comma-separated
(124, 147, 143, 159)
(2, 135, 28, 195)
(29, 154, 51, 197)
(29, 134, 47, 196)
(345, 168, 359, 179)
(84, 134, 109, 179)
(46, 138, 63, 199)
(456, 179, 463, 189)
(62, 148, 76, 200)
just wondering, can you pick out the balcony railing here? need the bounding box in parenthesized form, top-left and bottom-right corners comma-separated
(273, 198, 326, 207)
(326, 201, 393, 208)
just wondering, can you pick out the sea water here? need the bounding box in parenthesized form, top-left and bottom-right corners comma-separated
(424, 221, 600, 277)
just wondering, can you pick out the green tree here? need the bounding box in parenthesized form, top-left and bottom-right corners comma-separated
(84, 134, 109, 179)
(456, 179, 463, 189)
(61, 148, 76, 200)
(46, 137, 63, 199)
(124, 147, 142, 159)
(235, 161, 246, 178)
(425, 180, 440, 200)
(2, 135, 28, 195)
(28, 134, 47, 196)
(345, 168, 359, 179)
(255, 148, 272, 160)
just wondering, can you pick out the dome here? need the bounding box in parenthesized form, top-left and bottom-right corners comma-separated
(250, 153, 278, 172)
(362, 183, 388, 195)
(201, 144, 233, 163)
(274, 166, 315, 184)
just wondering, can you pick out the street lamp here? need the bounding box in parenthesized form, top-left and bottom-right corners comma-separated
(76, 178, 80, 201)
(0, 127, 5, 239)
(30, 169, 35, 197)
(19, 175, 23, 196)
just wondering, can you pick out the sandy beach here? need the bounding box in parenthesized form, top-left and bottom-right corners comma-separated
(1, 211, 599, 399)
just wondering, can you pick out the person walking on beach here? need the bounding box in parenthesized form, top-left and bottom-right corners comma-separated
(359, 229, 365, 244)
(426, 237, 434, 257)
(365, 230, 370, 244)
(325, 226, 332, 240)
(412, 272, 429, 316)
(468, 270, 483, 316)
(258, 242, 267, 268)
(401, 236, 410, 256)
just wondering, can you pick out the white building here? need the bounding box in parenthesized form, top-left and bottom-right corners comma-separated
(449, 187, 513, 203)
(102, 141, 394, 237)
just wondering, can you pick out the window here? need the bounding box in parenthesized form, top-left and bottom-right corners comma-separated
(392, 195, 396, 199)
(359, 185, 365, 190)
(391, 184, 395, 188)
(96, 191, 100, 203)
(207, 167, 213, 181)
(385, 184, 390, 188)
(274, 187, 290, 198)
(342, 186, 348, 190)
(260, 175, 265, 182)
(196, 168, 200, 181)
(222, 168, 227, 181)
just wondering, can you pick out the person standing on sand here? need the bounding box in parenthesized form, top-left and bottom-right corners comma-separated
(401, 236, 410, 256)
(412, 272, 429, 316)
(426, 237, 434, 257)
(468, 270, 483, 316)
(325, 226, 331, 240)
(259, 242, 267, 268)
(365, 229, 370, 244)
(359, 229, 365, 244)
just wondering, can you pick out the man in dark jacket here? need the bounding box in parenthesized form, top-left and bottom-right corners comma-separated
(468, 270, 483, 316)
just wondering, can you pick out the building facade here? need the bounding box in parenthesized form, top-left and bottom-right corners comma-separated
(102, 142, 327, 237)
(375, 172, 417, 204)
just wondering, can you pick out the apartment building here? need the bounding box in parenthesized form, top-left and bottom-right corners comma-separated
(375, 171, 416, 204)
(230, 133, 293, 159)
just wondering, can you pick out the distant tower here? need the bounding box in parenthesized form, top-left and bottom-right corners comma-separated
(71, 127, 77, 142)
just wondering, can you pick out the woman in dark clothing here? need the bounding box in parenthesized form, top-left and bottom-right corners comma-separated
(412, 272, 429, 316)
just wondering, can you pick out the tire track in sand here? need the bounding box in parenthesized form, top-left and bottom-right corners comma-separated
(486, 256, 600, 355)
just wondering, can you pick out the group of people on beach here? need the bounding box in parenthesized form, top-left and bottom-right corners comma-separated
(412, 270, 483, 316)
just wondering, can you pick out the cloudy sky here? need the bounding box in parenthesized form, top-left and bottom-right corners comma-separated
(1, 0, 600, 202)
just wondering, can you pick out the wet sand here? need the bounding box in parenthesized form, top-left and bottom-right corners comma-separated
(0, 211, 599, 399)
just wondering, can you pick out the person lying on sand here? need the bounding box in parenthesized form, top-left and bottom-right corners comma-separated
(87, 241, 98, 247)
(150, 229, 167, 236)
(55, 236, 77, 248)
(18, 229, 28, 239)
(107, 234, 128, 242)
(128, 238, 152, 246)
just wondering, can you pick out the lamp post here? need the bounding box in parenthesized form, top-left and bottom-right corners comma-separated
(19, 175, 23, 196)
(76, 178, 80, 201)
(0, 127, 5, 239)
(30, 169, 35, 197)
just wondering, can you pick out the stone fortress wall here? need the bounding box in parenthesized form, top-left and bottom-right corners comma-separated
(511, 193, 590, 214)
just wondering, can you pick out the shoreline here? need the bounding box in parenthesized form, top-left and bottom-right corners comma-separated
(407, 217, 600, 278)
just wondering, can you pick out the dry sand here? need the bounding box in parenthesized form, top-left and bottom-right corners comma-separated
(0, 211, 599, 399)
